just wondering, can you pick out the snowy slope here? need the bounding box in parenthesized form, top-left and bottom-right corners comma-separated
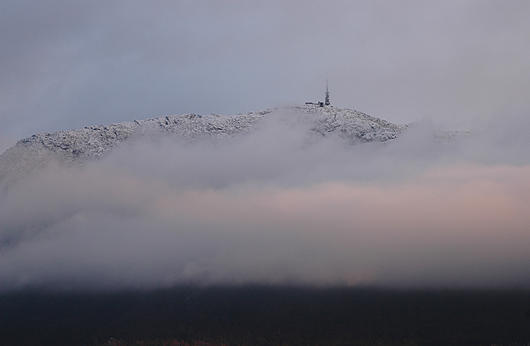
(0, 105, 404, 184)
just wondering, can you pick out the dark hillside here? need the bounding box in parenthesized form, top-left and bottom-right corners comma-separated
(1, 286, 529, 345)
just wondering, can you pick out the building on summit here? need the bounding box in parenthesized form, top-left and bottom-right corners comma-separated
(306, 82, 331, 107)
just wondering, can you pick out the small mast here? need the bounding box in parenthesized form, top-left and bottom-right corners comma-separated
(325, 80, 330, 106)
(304, 81, 331, 107)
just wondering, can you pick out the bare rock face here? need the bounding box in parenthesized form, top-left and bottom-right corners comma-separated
(0, 106, 405, 185)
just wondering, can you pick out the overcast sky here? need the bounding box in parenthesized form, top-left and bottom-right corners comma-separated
(1, 0, 530, 143)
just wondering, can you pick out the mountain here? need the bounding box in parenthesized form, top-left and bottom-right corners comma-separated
(0, 105, 404, 184)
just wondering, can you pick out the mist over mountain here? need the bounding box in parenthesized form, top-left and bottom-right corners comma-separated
(3, 2, 530, 345)
(1, 104, 529, 291)
(0, 105, 403, 185)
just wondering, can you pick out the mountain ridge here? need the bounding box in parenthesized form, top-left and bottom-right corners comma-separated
(0, 105, 405, 185)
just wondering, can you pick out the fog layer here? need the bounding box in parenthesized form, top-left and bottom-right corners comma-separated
(1, 112, 529, 290)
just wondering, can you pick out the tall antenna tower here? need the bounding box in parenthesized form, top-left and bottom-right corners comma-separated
(325, 80, 330, 106)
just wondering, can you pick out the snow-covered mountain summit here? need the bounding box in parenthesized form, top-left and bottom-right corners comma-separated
(0, 105, 404, 184)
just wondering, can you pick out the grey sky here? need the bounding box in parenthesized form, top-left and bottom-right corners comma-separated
(1, 0, 530, 142)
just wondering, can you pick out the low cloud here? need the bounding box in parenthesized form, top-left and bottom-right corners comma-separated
(0, 136, 14, 155)
(1, 112, 530, 290)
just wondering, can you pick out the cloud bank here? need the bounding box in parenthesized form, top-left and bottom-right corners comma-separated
(0, 137, 14, 155)
(1, 112, 530, 291)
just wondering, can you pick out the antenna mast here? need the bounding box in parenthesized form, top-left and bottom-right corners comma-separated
(325, 80, 330, 106)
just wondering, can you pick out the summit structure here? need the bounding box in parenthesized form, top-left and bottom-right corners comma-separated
(325, 81, 330, 106)
(305, 82, 331, 107)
